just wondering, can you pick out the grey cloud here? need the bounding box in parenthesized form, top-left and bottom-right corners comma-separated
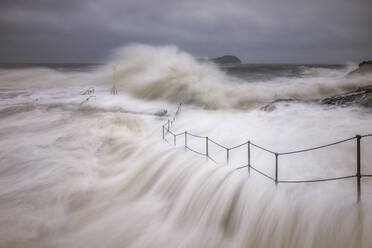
(0, 0, 371, 63)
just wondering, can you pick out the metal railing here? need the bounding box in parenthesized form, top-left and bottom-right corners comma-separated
(80, 87, 96, 105)
(80, 87, 95, 95)
(161, 106, 372, 202)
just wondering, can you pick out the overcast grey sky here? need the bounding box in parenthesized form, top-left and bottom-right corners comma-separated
(1, 0, 371, 63)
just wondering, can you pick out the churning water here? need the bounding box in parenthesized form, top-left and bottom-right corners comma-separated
(0, 44, 372, 247)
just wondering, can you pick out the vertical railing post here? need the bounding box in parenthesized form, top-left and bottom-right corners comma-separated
(206, 137, 209, 157)
(185, 132, 187, 151)
(162, 125, 165, 140)
(167, 120, 170, 131)
(275, 153, 279, 185)
(247, 141, 251, 175)
(174, 134, 176, 146)
(356, 135, 361, 203)
(227, 148, 230, 165)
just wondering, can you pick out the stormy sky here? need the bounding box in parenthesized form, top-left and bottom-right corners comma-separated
(1, 0, 371, 63)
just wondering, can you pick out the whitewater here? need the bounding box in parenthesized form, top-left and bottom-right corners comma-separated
(0, 44, 372, 248)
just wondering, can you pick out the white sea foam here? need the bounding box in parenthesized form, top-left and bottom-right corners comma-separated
(0, 44, 372, 247)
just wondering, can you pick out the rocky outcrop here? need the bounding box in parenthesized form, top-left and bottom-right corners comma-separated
(348, 61, 372, 76)
(261, 85, 372, 112)
(321, 85, 372, 107)
(211, 55, 241, 65)
(260, 99, 297, 112)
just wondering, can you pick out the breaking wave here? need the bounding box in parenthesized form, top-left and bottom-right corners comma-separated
(95, 44, 372, 109)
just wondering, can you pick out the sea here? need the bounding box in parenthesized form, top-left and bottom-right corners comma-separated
(0, 44, 372, 248)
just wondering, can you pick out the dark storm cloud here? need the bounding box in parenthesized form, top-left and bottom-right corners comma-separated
(1, 0, 371, 63)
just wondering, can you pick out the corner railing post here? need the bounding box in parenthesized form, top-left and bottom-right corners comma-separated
(247, 141, 251, 175)
(356, 135, 361, 203)
(185, 132, 187, 151)
(275, 153, 279, 185)
(206, 137, 209, 157)
(174, 134, 176, 146)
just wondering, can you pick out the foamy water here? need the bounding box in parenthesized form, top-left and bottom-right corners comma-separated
(1, 44, 372, 247)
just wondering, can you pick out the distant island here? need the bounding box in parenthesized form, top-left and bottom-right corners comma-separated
(211, 55, 241, 65)
(197, 55, 241, 65)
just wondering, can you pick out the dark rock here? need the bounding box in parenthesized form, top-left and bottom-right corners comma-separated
(348, 61, 372, 76)
(321, 85, 372, 107)
(261, 99, 297, 112)
(211, 55, 241, 65)
(359, 61, 372, 67)
(261, 85, 372, 112)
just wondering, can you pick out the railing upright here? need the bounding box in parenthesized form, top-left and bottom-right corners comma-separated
(185, 132, 187, 151)
(275, 153, 279, 185)
(356, 135, 361, 202)
(247, 141, 251, 175)
(227, 148, 230, 165)
(206, 137, 209, 157)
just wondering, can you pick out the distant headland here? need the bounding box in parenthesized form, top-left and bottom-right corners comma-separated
(210, 55, 241, 65)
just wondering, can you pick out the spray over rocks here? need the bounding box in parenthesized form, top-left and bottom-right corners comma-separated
(94, 44, 372, 110)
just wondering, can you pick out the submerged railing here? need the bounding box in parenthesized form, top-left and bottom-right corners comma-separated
(162, 104, 372, 202)
(80, 87, 96, 105)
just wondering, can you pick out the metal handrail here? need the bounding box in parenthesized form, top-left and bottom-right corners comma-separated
(162, 117, 372, 203)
